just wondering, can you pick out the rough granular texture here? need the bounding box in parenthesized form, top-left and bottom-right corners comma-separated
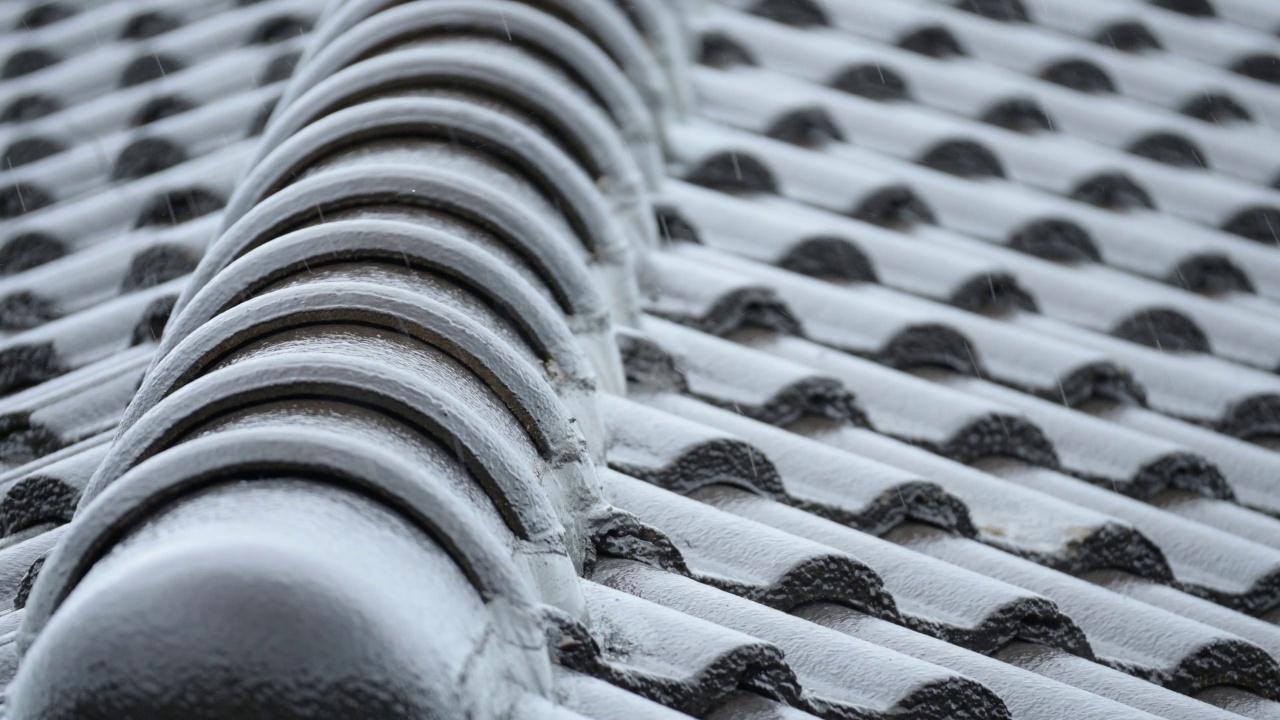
(3, 1, 1280, 719)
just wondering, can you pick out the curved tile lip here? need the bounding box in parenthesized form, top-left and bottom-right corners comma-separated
(709, 376, 869, 427)
(1106, 635, 1280, 700)
(304, 0, 672, 124)
(0, 472, 77, 537)
(595, 558, 1014, 720)
(909, 593, 1096, 660)
(1005, 519, 1174, 582)
(609, 436, 789, 499)
(701, 551, 900, 618)
(630, 322, 868, 429)
(79, 351, 570, 549)
(222, 97, 634, 266)
(607, 469, 900, 619)
(1178, 566, 1280, 617)
(928, 413, 1061, 468)
(159, 218, 595, 387)
(574, 578, 804, 715)
(174, 162, 611, 326)
(1219, 394, 1280, 441)
(777, 234, 878, 282)
(1125, 452, 1232, 501)
(17, 0, 1280, 715)
(122, 280, 586, 465)
(651, 285, 804, 337)
(276, 0, 661, 161)
(815, 477, 977, 538)
(259, 43, 656, 191)
(20, 424, 541, 657)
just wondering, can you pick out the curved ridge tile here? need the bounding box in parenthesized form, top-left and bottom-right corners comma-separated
(24, 425, 546, 642)
(178, 163, 610, 331)
(79, 350, 584, 557)
(12, 435, 553, 719)
(273, 23, 660, 189)
(216, 95, 640, 319)
(603, 0, 694, 117)
(0, 0, 707, 717)
(163, 218, 605, 395)
(261, 1, 659, 221)
(19, 1, 1280, 717)
(304, 0, 673, 128)
(124, 282, 588, 467)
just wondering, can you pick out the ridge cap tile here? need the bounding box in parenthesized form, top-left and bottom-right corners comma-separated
(5, 0, 1280, 717)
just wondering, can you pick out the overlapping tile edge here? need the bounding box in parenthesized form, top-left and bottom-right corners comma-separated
(0, 0, 1279, 718)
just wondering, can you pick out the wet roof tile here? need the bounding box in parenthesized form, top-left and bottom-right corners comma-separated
(4, 0, 1280, 717)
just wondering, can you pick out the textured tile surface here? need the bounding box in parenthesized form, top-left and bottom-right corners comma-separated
(2, 0, 1280, 718)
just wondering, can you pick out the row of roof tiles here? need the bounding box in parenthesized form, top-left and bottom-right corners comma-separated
(2, 0, 1280, 718)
